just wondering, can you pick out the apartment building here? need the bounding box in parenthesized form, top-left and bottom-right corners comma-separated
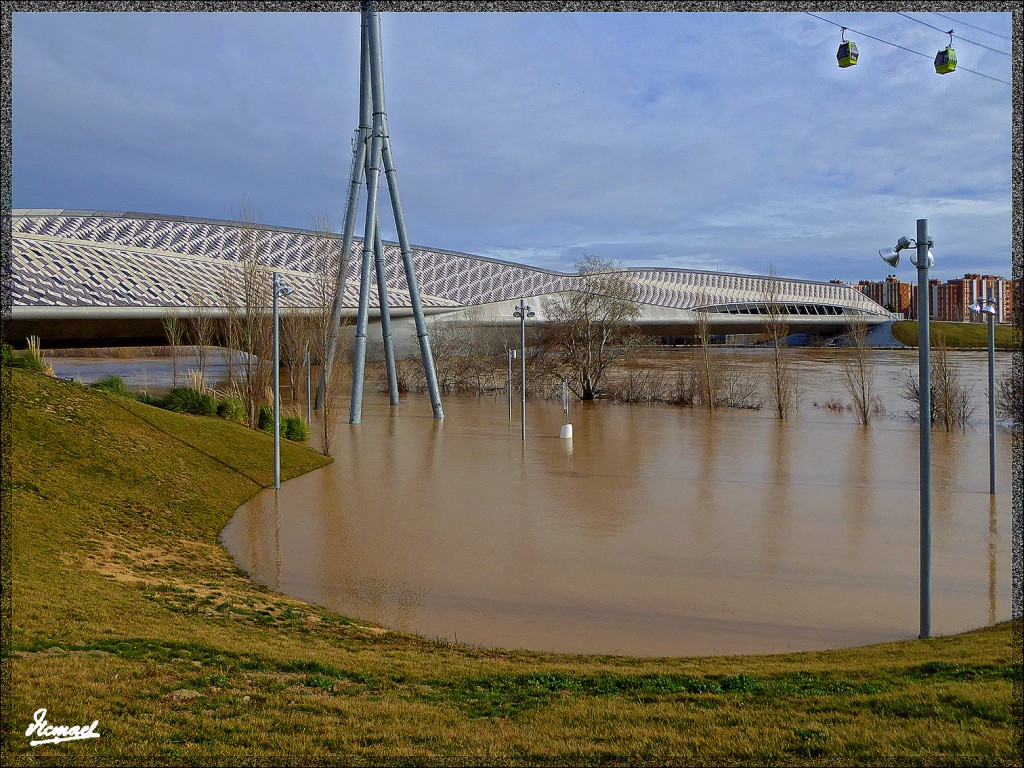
(854, 273, 1015, 323)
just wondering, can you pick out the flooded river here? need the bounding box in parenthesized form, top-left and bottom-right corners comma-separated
(52, 349, 1016, 656)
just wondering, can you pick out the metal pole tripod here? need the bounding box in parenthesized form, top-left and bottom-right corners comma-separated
(318, 1, 443, 422)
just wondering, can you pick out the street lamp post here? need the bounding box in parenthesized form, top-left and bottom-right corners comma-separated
(879, 219, 934, 639)
(507, 347, 517, 423)
(512, 299, 535, 441)
(968, 292, 998, 495)
(272, 273, 294, 490)
(306, 350, 312, 426)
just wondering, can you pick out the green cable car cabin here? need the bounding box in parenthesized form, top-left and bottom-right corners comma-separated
(935, 45, 957, 74)
(837, 40, 859, 68)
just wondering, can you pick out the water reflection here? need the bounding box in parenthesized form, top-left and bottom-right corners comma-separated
(220, 378, 1014, 657)
(762, 419, 792, 576)
(47, 347, 1011, 656)
(845, 425, 874, 552)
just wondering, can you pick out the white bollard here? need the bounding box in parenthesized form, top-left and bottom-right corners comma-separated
(560, 423, 573, 440)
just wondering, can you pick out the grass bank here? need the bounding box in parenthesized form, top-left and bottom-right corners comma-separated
(3, 368, 1020, 765)
(892, 320, 1020, 349)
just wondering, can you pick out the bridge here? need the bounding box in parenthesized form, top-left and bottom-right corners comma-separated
(9, 209, 891, 349)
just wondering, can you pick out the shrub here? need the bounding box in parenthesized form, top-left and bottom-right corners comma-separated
(257, 404, 275, 433)
(162, 387, 217, 416)
(137, 391, 162, 407)
(25, 335, 44, 366)
(607, 369, 670, 404)
(284, 416, 310, 441)
(216, 396, 247, 423)
(2, 342, 44, 371)
(90, 375, 135, 398)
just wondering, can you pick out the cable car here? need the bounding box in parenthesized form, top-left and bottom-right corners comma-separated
(837, 28, 858, 68)
(934, 45, 957, 74)
(935, 29, 956, 74)
(837, 40, 859, 68)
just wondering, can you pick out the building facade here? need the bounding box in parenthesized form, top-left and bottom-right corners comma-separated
(856, 275, 914, 318)
(11, 209, 891, 348)
(855, 273, 1015, 324)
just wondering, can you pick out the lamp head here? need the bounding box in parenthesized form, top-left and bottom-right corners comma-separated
(879, 248, 900, 268)
(968, 302, 996, 318)
(273, 274, 293, 297)
(879, 235, 914, 267)
(910, 249, 934, 269)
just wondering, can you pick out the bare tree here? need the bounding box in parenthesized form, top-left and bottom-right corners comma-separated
(693, 305, 717, 412)
(539, 254, 645, 400)
(309, 209, 346, 456)
(280, 315, 312, 404)
(162, 308, 184, 389)
(606, 368, 670, 404)
(219, 269, 241, 388)
(761, 270, 798, 419)
(666, 350, 762, 411)
(187, 286, 215, 381)
(237, 198, 273, 429)
(717, 357, 763, 410)
(900, 330, 975, 430)
(840, 318, 877, 425)
(995, 367, 1021, 432)
(931, 331, 974, 431)
(422, 309, 506, 395)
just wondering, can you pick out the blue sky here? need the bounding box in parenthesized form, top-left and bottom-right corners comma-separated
(11, 9, 1015, 283)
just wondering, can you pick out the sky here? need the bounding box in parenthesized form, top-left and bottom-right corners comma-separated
(10, 8, 1017, 283)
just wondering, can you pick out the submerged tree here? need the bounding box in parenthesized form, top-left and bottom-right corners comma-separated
(539, 255, 644, 400)
(840, 318, 877, 425)
(425, 308, 508, 395)
(761, 270, 798, 419)
(995, 366, 1021, 432)
(900, 330, 975, 430)
(693, 303, 717, 412)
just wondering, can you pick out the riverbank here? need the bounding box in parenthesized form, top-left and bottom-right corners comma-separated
(892, 320, 1020, 349)
(4, 367, 1020, 764)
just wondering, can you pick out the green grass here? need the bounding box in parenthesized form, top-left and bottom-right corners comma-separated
(892, 320, 1021, 349)
(3, 367, 1020, 765)
(89, 374, 135, 398)
(160, 386, 217, 415)
(1, 342, 45, 371)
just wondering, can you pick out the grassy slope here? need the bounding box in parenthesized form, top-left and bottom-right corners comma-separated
(892, 321, 1020, 349)
(3, 369, 1020, 766)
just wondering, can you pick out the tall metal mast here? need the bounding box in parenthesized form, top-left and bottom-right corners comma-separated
(315, 14, 371, 411)
(319, 0, 443, 421)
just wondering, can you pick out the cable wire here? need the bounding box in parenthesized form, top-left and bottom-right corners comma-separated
(895, 12, 1010, 56)
(932, 11, 1012, 41)
(804, 13, 1011, 86)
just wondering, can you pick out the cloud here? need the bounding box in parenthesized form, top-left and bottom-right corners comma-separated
(12, 10, 1014, 284)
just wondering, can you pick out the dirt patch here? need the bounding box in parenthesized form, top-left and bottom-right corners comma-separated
(75, 531, 390, 639)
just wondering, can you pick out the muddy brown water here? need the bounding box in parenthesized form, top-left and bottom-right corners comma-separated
(208, 349, 1015, 657)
